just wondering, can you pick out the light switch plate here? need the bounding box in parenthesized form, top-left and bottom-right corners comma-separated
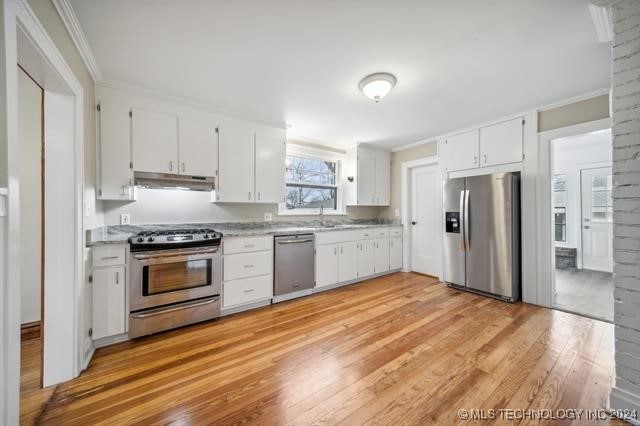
(394, 209, 400, 217)
(120, 213, 131, 225)
(264, 212, 273, 222)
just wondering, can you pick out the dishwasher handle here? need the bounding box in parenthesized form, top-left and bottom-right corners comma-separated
(276, 239, 314, 244)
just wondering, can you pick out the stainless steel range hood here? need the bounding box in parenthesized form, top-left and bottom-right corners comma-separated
(133, 171, 215, 192)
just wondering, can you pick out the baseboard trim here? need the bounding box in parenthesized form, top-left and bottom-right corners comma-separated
(21, 321, 41, 341)
(610, 386, 640, 425)
(93, 333, 130, 349)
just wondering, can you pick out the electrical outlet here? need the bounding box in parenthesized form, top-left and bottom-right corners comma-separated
(394, 209, 400, 217)
(264, 212, 273, 222)
(120, 213, 131, 225)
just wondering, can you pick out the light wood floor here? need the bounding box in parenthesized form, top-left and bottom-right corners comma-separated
(21, 273, 624, 425)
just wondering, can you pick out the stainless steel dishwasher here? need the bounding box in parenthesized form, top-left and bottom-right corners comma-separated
(273, 234, 315, 303)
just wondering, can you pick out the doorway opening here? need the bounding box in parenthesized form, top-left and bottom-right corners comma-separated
(551, 128, 613, 322)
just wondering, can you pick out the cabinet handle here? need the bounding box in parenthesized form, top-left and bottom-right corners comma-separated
(115, 271, 120, 284)
(334, 247, 337, 255)
(244, 244, 255, 248)
(340, 246, 343, 254)
(120, 185, 126, 196)
(483, 154, 487, 163)
(244, 264, 254, 268)
(473, 156, 477, 165)
(244, 288, 255, 293)
(169, 161, 174, 171)
(248, 192, 252, 200)
(258, 192, 261, 201)
(101, 256, 119, 261)
(181, 162, 186, 172)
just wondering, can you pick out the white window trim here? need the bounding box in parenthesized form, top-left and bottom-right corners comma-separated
(278, 145, 347, 216)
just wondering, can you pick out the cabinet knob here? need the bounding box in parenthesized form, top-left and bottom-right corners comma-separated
(169, 161, 174, 171)
(411, 221, 417, 225)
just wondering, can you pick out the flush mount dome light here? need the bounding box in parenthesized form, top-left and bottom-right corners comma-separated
(359, 72, 397, 103)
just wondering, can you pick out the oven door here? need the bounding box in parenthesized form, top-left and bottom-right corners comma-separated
(129, 246, 221, 312)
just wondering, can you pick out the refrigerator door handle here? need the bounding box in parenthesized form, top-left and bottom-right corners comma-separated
(464, 190, 470, 251)
(459, 190, 466, 251)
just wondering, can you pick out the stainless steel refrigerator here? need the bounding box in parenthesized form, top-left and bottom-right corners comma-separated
(443, 172, 521, 302)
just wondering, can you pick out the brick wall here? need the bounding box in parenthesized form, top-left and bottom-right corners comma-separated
(599, 0, 640, 418)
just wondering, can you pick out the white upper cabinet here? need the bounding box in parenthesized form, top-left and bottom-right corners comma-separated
(217, 118, 255, 202)
(374, 150, 390, 205)
(357, 147, 377, 205)
(479, 117, 524, 167)
(346, 145, 391, 206)
(254, 125, 286, 203)
(441, 129, 479, 172)
(97, 101, 133, 200)
(440, 117, 525, 173)
(132, 108, 179, 174)
(178, 117, 218, 177)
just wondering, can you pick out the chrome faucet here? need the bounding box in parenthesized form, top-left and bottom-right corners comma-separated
(319, 205, 324, 226)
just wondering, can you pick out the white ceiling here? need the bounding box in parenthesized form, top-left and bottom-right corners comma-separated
(69, 0, 610, 149)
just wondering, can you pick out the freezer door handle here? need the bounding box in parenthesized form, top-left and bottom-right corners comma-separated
(464, 190, 470, 251)
(459, 190, 466, 251)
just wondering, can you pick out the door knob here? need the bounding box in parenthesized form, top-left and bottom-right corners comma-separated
(584, 225, 590, 229)
(411, 221, 417, 225)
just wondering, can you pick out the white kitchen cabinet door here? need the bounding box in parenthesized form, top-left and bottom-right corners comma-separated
(357, 240, 375, 278)
(255, 125, 286, 203)
(316, 244, 339, 287)
(216, 119, 255, 202)
(389, 237, 403, 270)
(479, 117, 524, 167)
(441, 129, 479, 172)
(375, 150, 390, 205)
(97, 101, 133, 200)
(92, 266, 126, 340)
(374, 238, 390, 274)
(357, 147, 377, 205)
(178, 117, 218, 177)
(132, 108, 179, 174)
(338, 242, 358, 282)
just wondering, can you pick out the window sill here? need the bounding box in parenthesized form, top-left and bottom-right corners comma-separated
(277, 210, 348, 217)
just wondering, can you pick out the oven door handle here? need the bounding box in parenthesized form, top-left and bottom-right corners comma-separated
(276, 239, 314, 244)
(130, 297, 219, 319)
(131, 247, 219, 261)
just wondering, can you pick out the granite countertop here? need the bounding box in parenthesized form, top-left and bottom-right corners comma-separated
(86, 219, 402, 247)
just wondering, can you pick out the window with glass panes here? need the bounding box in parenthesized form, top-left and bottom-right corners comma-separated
(284, 155, 338, 211)
(552, 175, 567, 242)
(590, 174, 613, 222)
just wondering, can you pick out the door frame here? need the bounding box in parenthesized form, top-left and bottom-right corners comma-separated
(537, 118, 611, 308)
(1, 0, 86, 421)
(400, 155, 441, 276)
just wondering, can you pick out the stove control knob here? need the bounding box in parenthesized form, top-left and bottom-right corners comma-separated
(203, 234, 209, 239)
(137, 237, 144, 242)
(147, 237, 155, 242)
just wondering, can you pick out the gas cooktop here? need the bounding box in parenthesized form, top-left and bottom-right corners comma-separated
(128, 228, 222, 252)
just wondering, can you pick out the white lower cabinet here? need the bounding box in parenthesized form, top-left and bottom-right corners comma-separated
(92, 266, 126, 340)
(223, 275, 273, 308)
(357, 240, 375, 278)
(338, 242, 358, 282)
(222, 236, 273, 312)
(390, 237, 403, 270)
(374, 238, 390, 274)
(315, 227, 403, 290)
(316, 244, 339, 288)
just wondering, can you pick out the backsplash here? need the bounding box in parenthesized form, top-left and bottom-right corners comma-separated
(100, 188, 382, 225)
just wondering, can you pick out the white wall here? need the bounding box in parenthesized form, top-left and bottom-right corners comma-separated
(102, 189, 380, 225)
(552, 129, 612, 267)
(17, 68, 41, 324)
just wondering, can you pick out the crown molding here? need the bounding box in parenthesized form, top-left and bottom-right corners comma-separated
(52, 0, 103, 81)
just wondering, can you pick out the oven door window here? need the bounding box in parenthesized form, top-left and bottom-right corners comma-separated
(143, 259, 212, 296)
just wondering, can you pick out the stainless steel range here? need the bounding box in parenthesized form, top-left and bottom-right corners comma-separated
(128, 228, 223, 338)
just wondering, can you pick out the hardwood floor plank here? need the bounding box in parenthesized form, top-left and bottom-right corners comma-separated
(17, 273, 618, 425)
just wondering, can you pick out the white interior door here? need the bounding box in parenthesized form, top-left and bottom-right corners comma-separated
(581, 167, 613, 272)
(410, 164, 442, 277)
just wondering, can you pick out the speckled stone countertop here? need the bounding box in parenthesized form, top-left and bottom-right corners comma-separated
(86, 219, 402, 247)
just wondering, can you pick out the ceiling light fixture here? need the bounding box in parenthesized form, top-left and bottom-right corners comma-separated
(359, 72, 397, 103)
